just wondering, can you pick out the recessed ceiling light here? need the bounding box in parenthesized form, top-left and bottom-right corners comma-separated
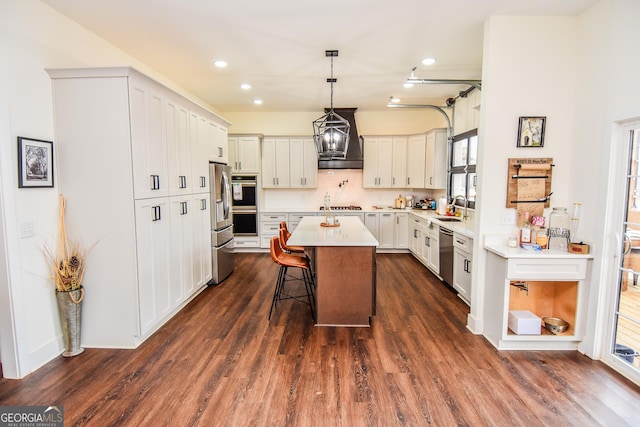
(403, 82, 413, 88)
(240, 83, 251, 90)
(253, 98, 263, 105)
(421, 57, 436, 66)
(212, 60, 228, 68)
(391, 97, 401, 103)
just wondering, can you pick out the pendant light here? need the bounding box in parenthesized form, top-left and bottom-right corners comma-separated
(313, 50, 350, 160)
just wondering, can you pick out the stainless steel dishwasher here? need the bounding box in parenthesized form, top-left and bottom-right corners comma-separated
(439, 227, 454, 287)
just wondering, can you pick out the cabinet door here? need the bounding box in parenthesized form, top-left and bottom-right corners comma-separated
(426, 129, 447, 189)
(427, 229, 440, 274)
(169, 196, 193, 307)
(227, 137, 239, 173)
(237, 136, 260, 173)
(301, 138, 318, 188)
(379, 212, 395, 249)
(208, 120, 228, 164)
(192, 194, 212, 290)
(363, 138, 380, 188)
(130, 78, 169, 199)
(364, 212, 379, 240)
(453, 247, 471, 303)
(409, 217, 420, 255)
(289, 138, 306, 188)
(262, 138, 290, 188)
(189, 111, 209, 193)
(377, 138, 394, 188)
(166, 98, 193, 196)
(394, 212, 409, 248)
(135, 198, 172, 335)
(392, 137, 407, 188)
(407, 134, 426, 188)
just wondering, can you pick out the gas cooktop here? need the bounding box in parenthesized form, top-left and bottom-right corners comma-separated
(319, 205, 362, 211)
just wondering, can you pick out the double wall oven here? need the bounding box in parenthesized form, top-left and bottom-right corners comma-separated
(231, 174, 258, 236)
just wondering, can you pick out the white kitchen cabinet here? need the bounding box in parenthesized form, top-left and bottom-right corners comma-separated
(128, 75, 169, 199)
(406, 134, 426, 188)
(191, 193, 213, 290)
(453, 89, 481, 136)
(394, 212, 409, 249)
(425, 128, 447, 189)
(48, 67, 223, 348)
(208, 119, 228, 164)
(166, 96, 192, 196)
(425, 223, 440, 274)
(483, 246, 591, 350)
(453, 232, 473, 305)
(228, 135, 260, 174)
(169, 195, 194, 307)
(135, 197, 173, 336)
(363, 137, 393, 188)
(188, 110, 211, 194)
(260, 212, 288, 248)
(392, 137, 408, 188)
(262, 138, 290, 188)
(289, 138, 318, 188)
(364, 212, 393, 249)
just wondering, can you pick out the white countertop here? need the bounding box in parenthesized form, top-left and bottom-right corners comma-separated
(484, 235, 593, 259)
(287, 216, 379, 247)
(408, 210, 475, 238)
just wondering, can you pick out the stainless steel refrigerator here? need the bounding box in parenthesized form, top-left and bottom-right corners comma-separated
(209, 163, 234, 284)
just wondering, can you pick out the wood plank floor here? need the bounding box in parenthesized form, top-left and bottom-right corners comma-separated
(2, 253, 640, 426)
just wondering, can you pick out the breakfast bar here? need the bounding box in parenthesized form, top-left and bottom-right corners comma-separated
(287, 216, 379, 326)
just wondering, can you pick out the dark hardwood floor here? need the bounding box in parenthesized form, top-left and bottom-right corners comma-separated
(2, 253, 640, 426)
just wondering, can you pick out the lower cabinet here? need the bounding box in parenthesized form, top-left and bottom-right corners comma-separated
(453, 232, 473, 305)
(364, 211, 408, 250)
(408, 214, 439, 275)
(425, 223, 440, 274)
(260, 212, 287, 248)
(394, 212, 409, 249)
(483, 250, 591, 350)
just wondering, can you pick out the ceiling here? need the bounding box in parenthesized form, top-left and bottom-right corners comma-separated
(42, 0, 598, 113)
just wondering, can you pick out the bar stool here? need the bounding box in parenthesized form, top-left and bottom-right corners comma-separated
(268, 236, 316, 322)
(279, 221, 305, 254)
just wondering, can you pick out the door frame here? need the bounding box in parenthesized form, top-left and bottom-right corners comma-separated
(600, 116, 640, 385)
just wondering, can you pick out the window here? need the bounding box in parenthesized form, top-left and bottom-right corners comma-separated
(449, 129, 477, 210)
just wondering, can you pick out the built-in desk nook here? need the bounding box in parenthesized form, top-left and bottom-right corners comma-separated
(483, 237, 593, 350)
(287, 216, 379, 326)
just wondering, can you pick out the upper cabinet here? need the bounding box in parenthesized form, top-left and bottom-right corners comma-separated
(425, 128, 447, 189)
(262, 138, 291, 188)
(289, 138, 318, 188)
(228, 135, 261, 174)
(453, 88, 481, 136)
(406, 134, 426, 188)
(261, 136, 318, 189)
(363, 137, 393, 188)
(208, 119, 228, 164)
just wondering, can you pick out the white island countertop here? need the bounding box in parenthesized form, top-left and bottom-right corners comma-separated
(287, 216, 379, 247)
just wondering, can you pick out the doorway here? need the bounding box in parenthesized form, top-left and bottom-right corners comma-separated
(610, 121, 640, 381)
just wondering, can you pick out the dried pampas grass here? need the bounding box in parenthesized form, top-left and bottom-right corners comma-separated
(44, 195, 94, 296)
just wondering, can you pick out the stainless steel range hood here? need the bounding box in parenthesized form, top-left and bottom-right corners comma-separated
(317, 108, 363, 170)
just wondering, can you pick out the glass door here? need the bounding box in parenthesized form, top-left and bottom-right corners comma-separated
(613, 124, 640, 371)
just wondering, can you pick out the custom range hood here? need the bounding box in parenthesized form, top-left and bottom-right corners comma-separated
(317, 107, 363, 170)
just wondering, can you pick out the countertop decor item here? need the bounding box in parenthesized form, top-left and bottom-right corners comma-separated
(44, 195, 94, 357)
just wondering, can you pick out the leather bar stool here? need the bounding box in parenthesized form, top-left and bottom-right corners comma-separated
(268, 236, 316, 322)
(279, 221, 305, 254)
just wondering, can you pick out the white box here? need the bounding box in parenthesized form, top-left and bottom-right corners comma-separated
(508, 310, 541, 335)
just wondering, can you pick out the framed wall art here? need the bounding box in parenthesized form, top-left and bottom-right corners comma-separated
(18, 136, 54, 188)
(517, 116, 546, 148)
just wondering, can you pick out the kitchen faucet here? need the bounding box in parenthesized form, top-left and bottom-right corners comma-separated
(453, 195, 469, 220)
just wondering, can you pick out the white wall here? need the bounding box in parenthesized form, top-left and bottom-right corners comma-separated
(470, 15, 579, 332)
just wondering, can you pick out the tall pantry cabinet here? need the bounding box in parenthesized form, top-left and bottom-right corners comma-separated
(48, 67, 228, 348)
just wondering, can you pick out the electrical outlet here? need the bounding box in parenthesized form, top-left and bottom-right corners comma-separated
(500, 211, 516, 225)
(20, 221, 34, 238)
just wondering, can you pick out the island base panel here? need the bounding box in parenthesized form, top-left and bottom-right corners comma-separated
(314, 246, 375, 326)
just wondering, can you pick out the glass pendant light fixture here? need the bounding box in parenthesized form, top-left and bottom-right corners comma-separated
(313, 50, 350, 160)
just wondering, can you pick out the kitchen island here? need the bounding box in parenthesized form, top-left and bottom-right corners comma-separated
(287, 216, 379, 326)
